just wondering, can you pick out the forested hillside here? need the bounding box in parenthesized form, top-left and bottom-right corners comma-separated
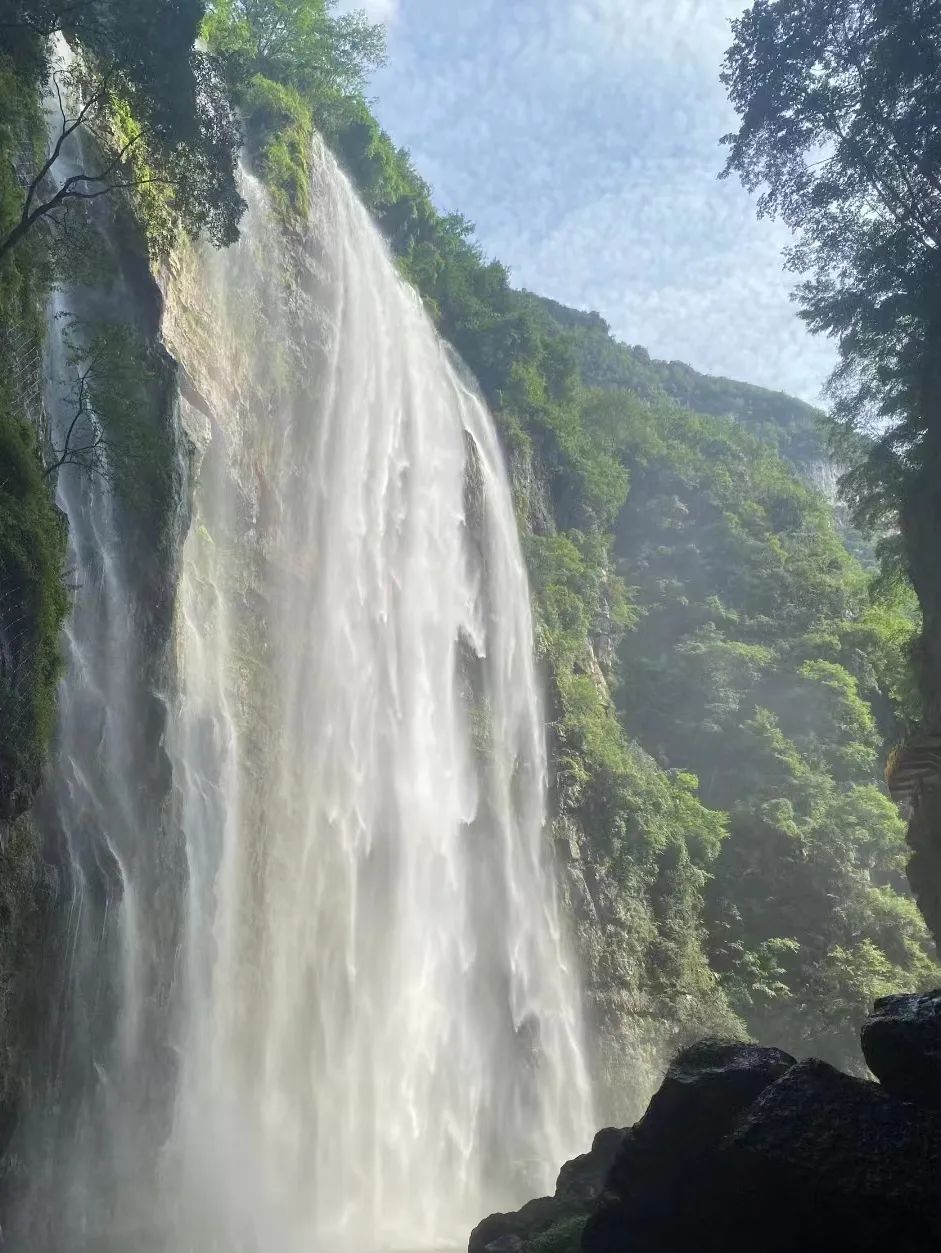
(0, 0, 937, 1145)
(520, 292, 830, 473)
(196, 0, 939, 1089)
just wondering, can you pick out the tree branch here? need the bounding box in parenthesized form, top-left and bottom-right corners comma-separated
(0, 0, 99, 35)
(837, 19, 941, 248)
(43, 362, 107, 478)
(0, 128, 151, 264)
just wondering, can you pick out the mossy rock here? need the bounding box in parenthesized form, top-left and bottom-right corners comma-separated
(525, 1215, 588, 1253)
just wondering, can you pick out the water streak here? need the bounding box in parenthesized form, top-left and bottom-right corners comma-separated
(16, 117, 592, 1249)
(161, 148, 593, 1249)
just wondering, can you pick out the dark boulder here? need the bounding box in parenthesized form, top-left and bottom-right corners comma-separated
(469, 1196, 568, 1253)
(584, 1053, 941, 1253)
(583, 1039, 794, 1253)
(469, 1128, 627, 1253)
(720, 1059, 941, 1251)
(480, 1236, 523, 1253)
(628, 1037, 793, 1159)
(861, 989, 941, 1107)
(555, 1126, 625, 1204)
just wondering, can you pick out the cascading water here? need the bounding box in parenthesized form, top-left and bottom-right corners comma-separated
(16, 98, 593, 1249)
(160, 145, 593, 1248)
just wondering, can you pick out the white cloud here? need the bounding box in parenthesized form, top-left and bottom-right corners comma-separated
(363, 0, 835, 402)
(336, 0, 399, 25)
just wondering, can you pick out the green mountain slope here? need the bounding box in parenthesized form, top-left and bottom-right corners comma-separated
(519, 291, 830, 473)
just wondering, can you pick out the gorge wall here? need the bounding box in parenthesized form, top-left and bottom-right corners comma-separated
(1, 6, 940, 1246)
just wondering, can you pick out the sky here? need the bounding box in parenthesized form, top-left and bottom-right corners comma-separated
(339, 0, 837, 405)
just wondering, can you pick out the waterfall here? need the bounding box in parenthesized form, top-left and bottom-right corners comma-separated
(15, 124, 593, 1249)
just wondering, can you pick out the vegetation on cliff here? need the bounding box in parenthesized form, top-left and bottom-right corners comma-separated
(720, 0, 941, 710)
(1, 0, 938, 1104)
(0, 41, 67, 813)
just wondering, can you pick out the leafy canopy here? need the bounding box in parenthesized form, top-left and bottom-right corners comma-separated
(0, 0, 245, 251)
(720, 0, 941, 528)
(203, 0, 384, 99)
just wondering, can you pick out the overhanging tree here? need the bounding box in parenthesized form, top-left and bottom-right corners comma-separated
(721, 0, 941, 715)
(203, 0, 384, 100)
(0, 0, 245, 261)
(721, 0, 941, 521)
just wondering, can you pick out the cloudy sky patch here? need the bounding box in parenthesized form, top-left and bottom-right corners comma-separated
(355, 0, 835, 402)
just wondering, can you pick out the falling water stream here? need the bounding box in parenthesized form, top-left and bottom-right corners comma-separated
(14, 111, 593, 1250)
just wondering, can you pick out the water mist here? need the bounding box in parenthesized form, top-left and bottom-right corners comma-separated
(16, 126, 593, 1252)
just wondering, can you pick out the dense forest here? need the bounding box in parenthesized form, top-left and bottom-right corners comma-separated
(1, 0, 940, 1172)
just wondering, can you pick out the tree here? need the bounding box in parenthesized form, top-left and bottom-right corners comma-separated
(0, 0, 245, 261)
(720, 0, 941, 726)
(0, 72, 140, 263)
(720, 0, 941, 526)
(203, 0, 384, 100)
(41, 319, 178, 515)
(42, 352, 103, 477)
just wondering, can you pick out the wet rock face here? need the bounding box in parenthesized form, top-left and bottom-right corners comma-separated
(469, 1197, 569, 1253)
(726, 1062, 941, 1237)
(907, 784, 941, 952)
(583, 1040, 795, 1253)
(554, 1126, 624, 1204)
(721, 1060, 941, 1252)
(471, 1006, 941, 1253)
(579, 1033, 941, 1253)
(632, 1038, 795, 1154)
(861, 989, 941, 1107)
(468, 1126, 627, 1253)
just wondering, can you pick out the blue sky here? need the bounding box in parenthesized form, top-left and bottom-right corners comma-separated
(344, 0, 836, 404)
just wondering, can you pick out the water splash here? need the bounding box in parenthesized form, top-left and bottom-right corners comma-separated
(161, 148, 592, 1249)
(15, 120, 593, 1249)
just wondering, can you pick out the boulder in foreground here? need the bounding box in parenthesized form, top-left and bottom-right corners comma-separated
(861, 988, 941, 1107)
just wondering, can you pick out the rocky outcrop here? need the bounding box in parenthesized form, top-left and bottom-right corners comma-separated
(469, 1127, 626, 1253)
(473, 1002, 941, 1253)
(717, 1059, 941, 1251)
(861, 989, 941, 1107)
(906, 779, 941, 953)
(583, 1040, 794, 1253)
(555, 1126, 625, 1205)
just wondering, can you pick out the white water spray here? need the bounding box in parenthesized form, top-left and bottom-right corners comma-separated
(18, 111, 593, 1248)
(160, 149, 593, 1248)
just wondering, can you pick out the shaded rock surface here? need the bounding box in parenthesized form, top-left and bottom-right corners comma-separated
(718, 1059, 941, 1250)
(583, 1047, 941, 1252)
(584, 1039, 794, 1253)
(474, 1010, 941, 1253)
(862, 988, 941, 1107)
(555, 1126, 624, 1204)
(469, 1127, 626, 1253)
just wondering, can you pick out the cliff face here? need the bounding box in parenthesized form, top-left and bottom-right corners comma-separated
(1, 106, 936, 1183)
(899, 454, 941, 951)
(506, 442, 742, 1120)
(0, 191, 189, 1216)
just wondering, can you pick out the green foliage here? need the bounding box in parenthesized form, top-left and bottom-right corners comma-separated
(595, 384, 939, 1065)
(240, 74, 313, 219)
(0, 814, 51, 1122)
(203, 0, 384, 222)
(203, 0, 384, 99)
(0, 412, 68, 807)
(51, 320, 181, 541)
(525, 1216, 588, 1253)
(0, 1, 245, 259)
(522, 291, 832, 473)
(0, 53, 68, 810)
(720, 0, 941, 530)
